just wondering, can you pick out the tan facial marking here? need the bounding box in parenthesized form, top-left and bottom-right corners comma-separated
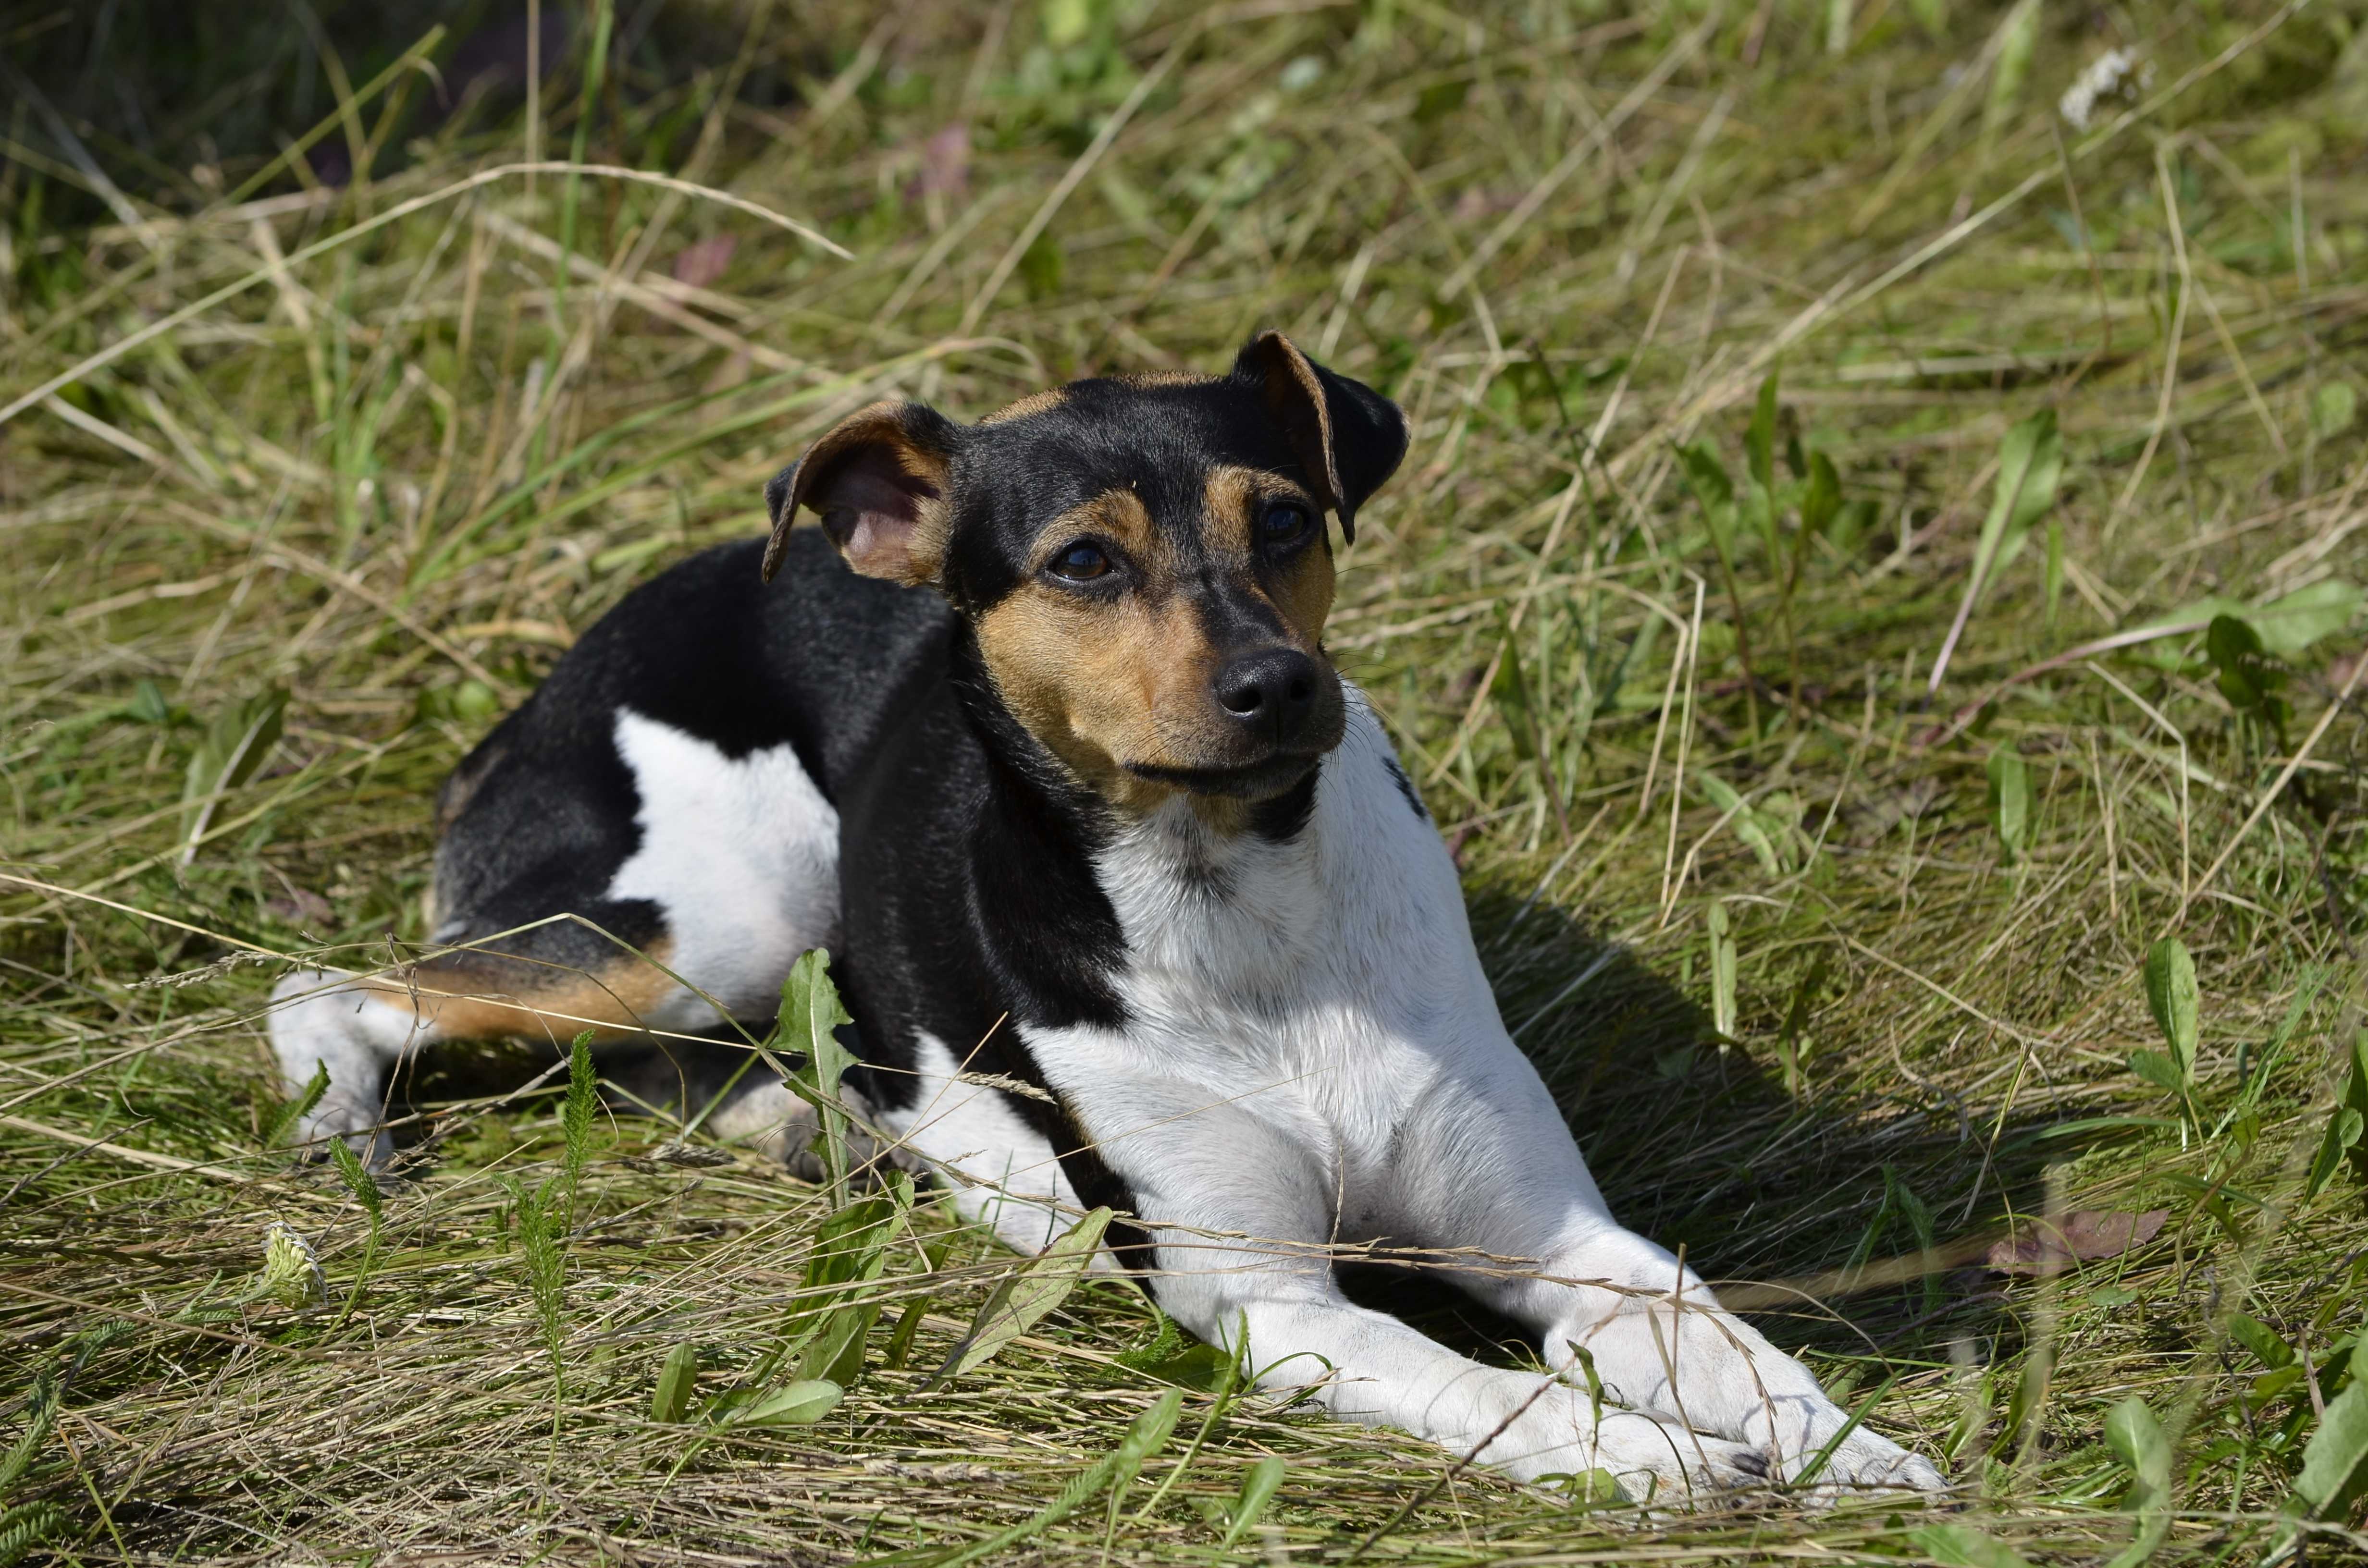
(979, 387, 1069, 426)
(975, 471, 1345, 819)
(975, 488, 1223, 812)
(1201, 464, 1336, 648)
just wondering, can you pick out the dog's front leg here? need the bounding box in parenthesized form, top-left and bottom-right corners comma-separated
(1388, 1068, 1947, 1497)
(1492, 1219, 1945, 1497)
(1106, 1097, 1767, 1500)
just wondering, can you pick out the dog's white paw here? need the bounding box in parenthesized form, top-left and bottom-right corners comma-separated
(1754, 1400, 1949, 1500)
(293, 1099, 395, 1169)
(269, 970, 396, 1169)
(1790, 1427, 1949, 1496)
(1481, 1391, 1774, 1504)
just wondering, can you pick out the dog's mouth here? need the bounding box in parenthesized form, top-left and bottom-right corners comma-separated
(1120, 679, 1348, 801)
(1123, 753, 1324, 800)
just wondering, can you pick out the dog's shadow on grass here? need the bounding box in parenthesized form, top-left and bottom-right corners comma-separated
(389, 885, 2053, 1380)
(382, 1022, 776, 1164)
(1344, 885, 2055, 1375)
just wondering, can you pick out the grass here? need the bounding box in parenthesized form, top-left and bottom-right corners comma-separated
(5, 0, 2368, 1560)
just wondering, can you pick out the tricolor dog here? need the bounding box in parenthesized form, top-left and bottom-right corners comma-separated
(271, 333, 1946, 1502)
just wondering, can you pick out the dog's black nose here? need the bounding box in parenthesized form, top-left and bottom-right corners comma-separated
(1213, 648, 1320, 745)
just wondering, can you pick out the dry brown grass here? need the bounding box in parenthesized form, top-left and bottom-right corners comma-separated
(6, 0, 2368, 1561)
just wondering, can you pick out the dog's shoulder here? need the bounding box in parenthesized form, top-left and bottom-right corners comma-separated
(444, 531, 952, 811)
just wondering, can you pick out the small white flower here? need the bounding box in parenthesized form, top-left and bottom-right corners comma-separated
(256, 1220, 326, 1308)
(2060, 49, 2155, 133)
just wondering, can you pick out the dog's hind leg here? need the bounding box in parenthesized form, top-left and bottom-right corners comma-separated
(268, 936, 688, 1166)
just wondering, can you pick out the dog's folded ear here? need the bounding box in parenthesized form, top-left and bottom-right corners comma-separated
(763, 400, 961, 586)
(1234, 331, 1408, 544)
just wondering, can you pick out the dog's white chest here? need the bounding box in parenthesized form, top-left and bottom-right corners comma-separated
(1021, 697, 1507, 1208)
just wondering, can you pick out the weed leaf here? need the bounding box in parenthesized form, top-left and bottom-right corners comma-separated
(651, 1343, 700, 1423)
(1982, 0, 2040, 135)
(1677, 441, 1734, 514)
(2149, 581, 2362, 658)
(1908, 1522, 2035, 1568)
(1746, 368, 1779, 494)
(2229, 1315, 2294, 1371)
(763, 1195, 901, 1386)
(1986, 748, 2032, 863)
(1971, 409, 2062, 599)
(2289, 1377, 2368, 1524)
(1491, 630, 1539, 763)
(0, 1503, 69, 1568)
(798, 1303, 882, 1388)
(263, 1059, 330, 1148)
(327, 1137, 380, 1220)
(561, 1029, 597, 1203)
(2250, 579, 2362, 656)
(884, 1298, 928, 1372)
(2206, 614, 2292, 745)
(799, 1196, 900, 1302)
(1105, 1388, 1184, 1509)
(1116, 1313, 1232, 1391)
(0, 1372, 58, 1492)
(1706, 902, 1737, 1041)
(1221, 1456, 1287, 1549)
(2307, 1031, 2368, 1198)
(1801, 448, 1841, 539)
(932, 1207, 1110, 1384)
(505, 1176, 568, 1392)
(2143, 938, 2198, 1080)
(780, 950, 859, 1205)
(1697, 771, 1789, 877)
(124, 678, 175, 727)
(2102, 1395, 2172, 1568)
(2314, 381, 2358, 441)
(728, 1379, 842, 1427)
(179, 687, 288, 861)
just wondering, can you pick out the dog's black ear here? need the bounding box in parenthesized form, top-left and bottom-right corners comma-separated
(763, 400, 961, 585)
(1233, 331, 1408, 544)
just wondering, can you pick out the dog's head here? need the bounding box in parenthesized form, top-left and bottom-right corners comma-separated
(763, 333, 1406, 816)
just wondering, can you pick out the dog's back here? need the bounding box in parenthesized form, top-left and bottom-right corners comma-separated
(270, 528, 942, 1156)
(424, 529, 945, 1027)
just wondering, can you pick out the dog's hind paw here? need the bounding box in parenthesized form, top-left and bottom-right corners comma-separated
(290, 1102, 396, 1170)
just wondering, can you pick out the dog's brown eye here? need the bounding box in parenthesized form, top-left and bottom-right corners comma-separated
(1261, 504, 1311, 547)
(1048, 542, 1110, 581)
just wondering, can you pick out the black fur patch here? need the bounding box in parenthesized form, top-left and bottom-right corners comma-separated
(1381, 755, 1429, 821)
(420, 338, 1406, 1282)
(1248, 762, 1322, 841)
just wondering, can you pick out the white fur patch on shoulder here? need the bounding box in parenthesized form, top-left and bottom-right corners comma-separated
(606, 710, 840, 1028)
